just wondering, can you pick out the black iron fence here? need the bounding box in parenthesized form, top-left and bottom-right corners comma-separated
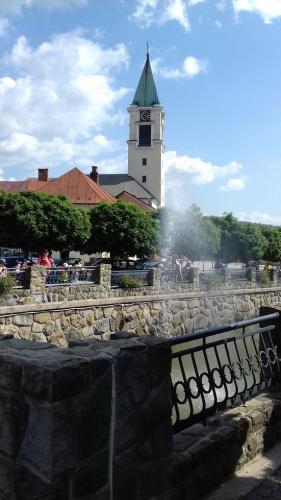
(111, 270, 149, 287)
(170, 313, 281, 433)
(45, 267, 97, 285)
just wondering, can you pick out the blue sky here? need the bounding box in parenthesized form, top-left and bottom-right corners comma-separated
(0, 0, 281, 223)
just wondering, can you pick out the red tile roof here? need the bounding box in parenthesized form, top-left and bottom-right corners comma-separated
(116, 191, 153, 211)
(0, 167, 116, 205)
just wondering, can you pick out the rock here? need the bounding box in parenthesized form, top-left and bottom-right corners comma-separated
(50, 331, 68, 347)
(33, 313, 51, 324)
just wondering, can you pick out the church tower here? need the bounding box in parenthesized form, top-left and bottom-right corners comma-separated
(128, 52, 165, 207)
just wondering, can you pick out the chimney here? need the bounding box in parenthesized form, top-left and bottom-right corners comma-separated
(38, 168, 48, 182)
(90, 166, 99, 184)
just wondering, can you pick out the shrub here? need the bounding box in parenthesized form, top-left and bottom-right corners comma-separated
(119, 275, 143, 289)
(0, 275, 16, 296)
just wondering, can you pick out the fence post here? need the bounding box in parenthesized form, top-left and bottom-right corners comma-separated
(189, 267, 199, 284)
(222, 267, 230, 284)
(246, 268, 256, 282)
(270, 268, 277, 284)
(23, 265, 46, 300)
(93, 263, 111, 292)
(147, 267, 161, 287)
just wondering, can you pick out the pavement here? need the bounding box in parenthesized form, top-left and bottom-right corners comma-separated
(202, 442, 281, 500)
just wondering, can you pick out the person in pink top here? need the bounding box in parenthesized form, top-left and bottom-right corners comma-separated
(37, 250, 52, 269)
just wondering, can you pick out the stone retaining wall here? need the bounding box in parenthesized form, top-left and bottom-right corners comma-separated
(0, 335, 173, 500)
(0, 264, 278, 307)
(1, 287, 281, 346)
(172, 389, 281, 499)
(0, 333, 281, 500)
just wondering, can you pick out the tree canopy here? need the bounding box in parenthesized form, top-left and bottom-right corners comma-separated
(208, 213, 268, 263)
(0, 190, 91, 252)
(85, 200, 158, 258)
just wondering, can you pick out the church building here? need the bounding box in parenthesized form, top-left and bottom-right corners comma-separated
(99, 52, 165, 209)
(0, 53, 165, 210)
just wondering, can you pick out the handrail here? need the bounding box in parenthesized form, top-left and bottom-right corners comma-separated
(170, 313, 280, 345)
(171, 312, 281, 433)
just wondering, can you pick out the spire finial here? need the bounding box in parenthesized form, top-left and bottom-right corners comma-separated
(146, 41, 150, 58)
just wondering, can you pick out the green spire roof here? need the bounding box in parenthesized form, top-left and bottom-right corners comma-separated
(131, 54, 160, 107)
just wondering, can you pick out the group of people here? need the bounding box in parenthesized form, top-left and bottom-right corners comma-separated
(0, 258, 32, 277)
(37, 250, 85, 284)
(175, 256, 192, 281)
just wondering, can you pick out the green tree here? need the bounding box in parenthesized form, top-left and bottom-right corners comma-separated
(261, 225, 281, 262)
(85, 200, 158, 258)
(0, 190, 91, 252)
(210, 213, 267, 264)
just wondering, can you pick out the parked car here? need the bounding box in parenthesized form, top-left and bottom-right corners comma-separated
(214, 261, 227, 269)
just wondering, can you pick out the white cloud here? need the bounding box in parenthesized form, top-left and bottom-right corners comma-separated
(0, 18, 9, 37)
(233, 0, 281, 24)
(0, 0, 88, 15)
(0, 33, 130, 174)
(237, 211, 281, 225)
(131, 0, 204, 30)
(219, 177, 246, 191)
(164, 150, 243, 184)
(152, 55, 207, 79)
(0, 132, 123, 172)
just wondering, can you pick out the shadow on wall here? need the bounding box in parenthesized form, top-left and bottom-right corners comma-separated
(171, 388, 281, 500)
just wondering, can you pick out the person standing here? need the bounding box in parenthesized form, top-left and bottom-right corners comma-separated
(0, 260, 7, 277)
(37, 250, 52, 269)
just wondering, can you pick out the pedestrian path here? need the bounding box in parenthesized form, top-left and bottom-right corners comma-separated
(202, 442, 281, 500)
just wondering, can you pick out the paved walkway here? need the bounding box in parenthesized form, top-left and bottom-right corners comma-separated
(203, 442, 281, 500)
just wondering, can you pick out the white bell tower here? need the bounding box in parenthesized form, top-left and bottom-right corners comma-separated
(127, 52, 165, 207)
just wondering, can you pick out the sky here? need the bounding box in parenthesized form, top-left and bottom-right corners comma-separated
(0, 0, 281, 224)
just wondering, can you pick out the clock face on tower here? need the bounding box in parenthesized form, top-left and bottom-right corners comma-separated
(140, 110, 151, 122)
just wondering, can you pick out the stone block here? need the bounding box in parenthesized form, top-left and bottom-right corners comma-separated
(0, 351, 23, 391)
(17, 401, 73, 483)
(94, 318, 110, 334)
(0, 393, 30, 458)
(74, 368, 112, 461)
(42, 320, 56, 336)
(50, 331, 68, 348)
(15, 464, 69, 500)
(0, 457, 13, 499)
(33, 312, 51, 324)
(21, 352, 91, 401)
(12, 315, 33, 327)
(73, 448, 109, 497)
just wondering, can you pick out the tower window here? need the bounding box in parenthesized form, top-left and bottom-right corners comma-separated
(139, 125, 151, 147)
(142, 158, 147, 166)
(142, 175, 147, 183)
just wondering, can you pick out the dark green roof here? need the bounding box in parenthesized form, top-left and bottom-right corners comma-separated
(131, 55, 160, 107)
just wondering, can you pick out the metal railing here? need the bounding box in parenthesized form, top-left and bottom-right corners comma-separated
(170, 313, 281, 433)
(45, 267, 97, 285)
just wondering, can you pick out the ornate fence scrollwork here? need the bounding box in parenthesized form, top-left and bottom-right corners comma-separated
(170, 313, 281, 433)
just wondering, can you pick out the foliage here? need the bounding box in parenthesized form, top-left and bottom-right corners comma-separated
(119, 275, 143, 289)
(0, 190, 91, 252)
(209, 213, 267, 264)
(85, 200, 158, 259)
(260, 226, 281, 262)
(0, 275, 16, 297)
